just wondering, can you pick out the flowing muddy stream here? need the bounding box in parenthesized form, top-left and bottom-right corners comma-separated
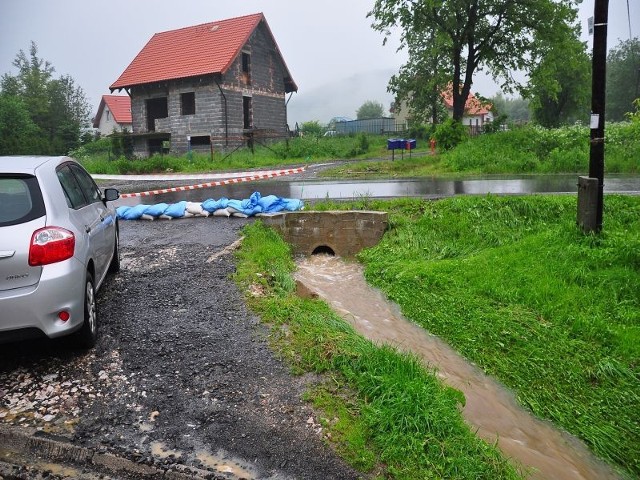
(294, 255, 620, 480)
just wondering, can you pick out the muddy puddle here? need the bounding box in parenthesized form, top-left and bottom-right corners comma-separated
(294, 255, 620, 480)
(150, 441, 257, 478)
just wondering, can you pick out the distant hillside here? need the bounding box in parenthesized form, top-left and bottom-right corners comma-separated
(287, 69, 396, 127)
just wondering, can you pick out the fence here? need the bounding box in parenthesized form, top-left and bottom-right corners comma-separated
(335, 118, 407, 135)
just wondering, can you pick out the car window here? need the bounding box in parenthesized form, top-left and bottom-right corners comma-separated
(69, 164, 102, 205)
(0, 175, 45, 226)
(57, 165, 88, 209)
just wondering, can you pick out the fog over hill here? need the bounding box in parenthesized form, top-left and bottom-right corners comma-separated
(286, 69, 396, 127)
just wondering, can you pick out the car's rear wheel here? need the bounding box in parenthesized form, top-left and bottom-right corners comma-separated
(74, 272, 97, 348)
(108, 228, 120, 274)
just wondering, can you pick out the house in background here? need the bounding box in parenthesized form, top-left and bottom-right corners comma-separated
(109, 13, 297, 157)
(92, 95, 132, 135)
(441, 90, 493, 135)
(393, 89, 493, 135)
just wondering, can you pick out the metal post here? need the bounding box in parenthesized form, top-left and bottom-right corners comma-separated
(587, 0, 609, 232)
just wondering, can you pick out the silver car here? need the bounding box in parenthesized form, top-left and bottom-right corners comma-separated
(0, 156, 120, 348)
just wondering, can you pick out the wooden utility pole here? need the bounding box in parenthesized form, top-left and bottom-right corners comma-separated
(587, 0, 609, 232)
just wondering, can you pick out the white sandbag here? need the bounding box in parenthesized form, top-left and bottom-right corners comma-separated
(213, 208, 231, 217)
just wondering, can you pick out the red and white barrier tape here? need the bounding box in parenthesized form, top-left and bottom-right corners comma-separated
(120, 167, 305, 198)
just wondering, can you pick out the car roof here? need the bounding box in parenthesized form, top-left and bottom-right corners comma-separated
(0, 156, 70, 174)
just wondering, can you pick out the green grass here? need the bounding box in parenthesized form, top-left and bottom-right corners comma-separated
(234, 222, 524, 479)
(75, 134, 415, 175)
(317, 122, 640, 178)
(339, 194, 638, 478)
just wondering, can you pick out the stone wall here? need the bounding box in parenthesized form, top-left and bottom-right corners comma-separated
(262, 211, 389, 258)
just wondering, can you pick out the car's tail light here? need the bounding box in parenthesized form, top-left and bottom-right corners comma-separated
(29, 227, 75, 266)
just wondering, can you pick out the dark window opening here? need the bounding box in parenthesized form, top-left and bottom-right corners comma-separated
(241, 52, 251, 84)
(181, 92, 195, 115)
(190, 135, 210, 146)
(146, 97, 168, 131)
(243, 96, 252, 129)
(148, 139, 163, 155)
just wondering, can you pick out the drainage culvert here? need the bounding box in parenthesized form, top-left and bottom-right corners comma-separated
(262, 210, 388, 258)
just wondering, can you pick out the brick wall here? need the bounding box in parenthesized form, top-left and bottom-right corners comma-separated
(129, 21, 292, 157)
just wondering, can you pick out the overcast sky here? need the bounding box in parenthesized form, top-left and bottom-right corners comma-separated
(0, 0, 636, 125)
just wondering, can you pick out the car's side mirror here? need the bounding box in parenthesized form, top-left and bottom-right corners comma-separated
(104, 188, 120, 202)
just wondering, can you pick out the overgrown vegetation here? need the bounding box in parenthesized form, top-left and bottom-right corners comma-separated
(318, 122, 640, 178)
(234, 222, 523, 479)
(313, 195, 639, 478)
(72, 134, 405, 175)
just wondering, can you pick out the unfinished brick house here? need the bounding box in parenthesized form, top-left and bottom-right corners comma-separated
(109, 13, 297, 157)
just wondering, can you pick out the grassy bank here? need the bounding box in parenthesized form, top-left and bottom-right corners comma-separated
(313, 194, 639, 478)
(75, 134, 412, 175)
(234, 222, 523, 479)
(318, 122, 640, 178)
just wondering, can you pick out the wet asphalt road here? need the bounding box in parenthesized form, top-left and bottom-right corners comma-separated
(0, 216, 362, 479)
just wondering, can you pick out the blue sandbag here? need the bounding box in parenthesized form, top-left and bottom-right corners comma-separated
(143, 203, 169, 217)
(117, 192, 303, 220)
(202, 197, 229, 212)
(258, 194, 286, 212)
(283, 198, 304, 211)
(227, 198, 263, 216)
(163, 201, 187, 218)
(117, 204, 148, 220)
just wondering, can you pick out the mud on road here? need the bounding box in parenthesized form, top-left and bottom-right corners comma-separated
(0, 217, 362, 479)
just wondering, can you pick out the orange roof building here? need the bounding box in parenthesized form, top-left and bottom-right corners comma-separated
(92, 95, 132, 134)
(441, 90, 492, 116)
(110, 13, 297, 157)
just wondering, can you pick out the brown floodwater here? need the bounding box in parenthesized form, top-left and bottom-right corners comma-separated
(294, 255, 621, 480)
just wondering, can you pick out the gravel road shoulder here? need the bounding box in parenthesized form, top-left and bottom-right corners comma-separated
(1, 213, 364, 479)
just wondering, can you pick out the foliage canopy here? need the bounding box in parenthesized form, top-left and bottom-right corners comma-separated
(606, 37, 640, 122)
(0, 41, 91, 155)
(369, 0, 580, 123)
(525, 30, 591, 127)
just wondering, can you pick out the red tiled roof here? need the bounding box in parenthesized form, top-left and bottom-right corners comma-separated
(442, 90, 491, 115)
(110, 13, 296, 92)
(92, 95, 132, 128)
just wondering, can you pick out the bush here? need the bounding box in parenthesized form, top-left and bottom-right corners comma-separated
(407, 123, 433, 140)
(434, 118, 468, 150)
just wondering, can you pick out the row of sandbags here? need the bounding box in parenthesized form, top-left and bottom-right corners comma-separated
(116, 191, 304, 220)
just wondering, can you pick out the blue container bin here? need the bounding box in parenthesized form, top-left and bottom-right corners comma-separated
(405, 139, 416, 150)
(387, 138, 403, 150)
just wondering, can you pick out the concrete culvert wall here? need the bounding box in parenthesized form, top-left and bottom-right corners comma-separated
(262, 210, 388, 257)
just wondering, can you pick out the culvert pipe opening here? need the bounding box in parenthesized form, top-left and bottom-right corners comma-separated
(311, 245, 335, 256)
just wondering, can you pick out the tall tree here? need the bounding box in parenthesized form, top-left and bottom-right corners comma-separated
(0, 95, 39, 155)
(369, 0, 579, 123)
(0, 41, 91, 155)
(606, 38, 640, 122)
(356, 100, 385, 119)
(525, 29, 591, 127)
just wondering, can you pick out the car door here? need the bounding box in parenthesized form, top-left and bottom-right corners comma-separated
(56, 164, 113, 283)
(69, 164, 115, 283)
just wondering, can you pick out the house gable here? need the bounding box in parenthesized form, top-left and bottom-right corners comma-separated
(93, 95, 132, 134)
(110, 13, 296, 93)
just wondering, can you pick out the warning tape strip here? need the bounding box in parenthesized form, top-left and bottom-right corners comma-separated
(120, 167, 305, 198)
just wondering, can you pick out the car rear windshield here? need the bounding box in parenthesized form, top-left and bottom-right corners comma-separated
(0, 175, 45, 226)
